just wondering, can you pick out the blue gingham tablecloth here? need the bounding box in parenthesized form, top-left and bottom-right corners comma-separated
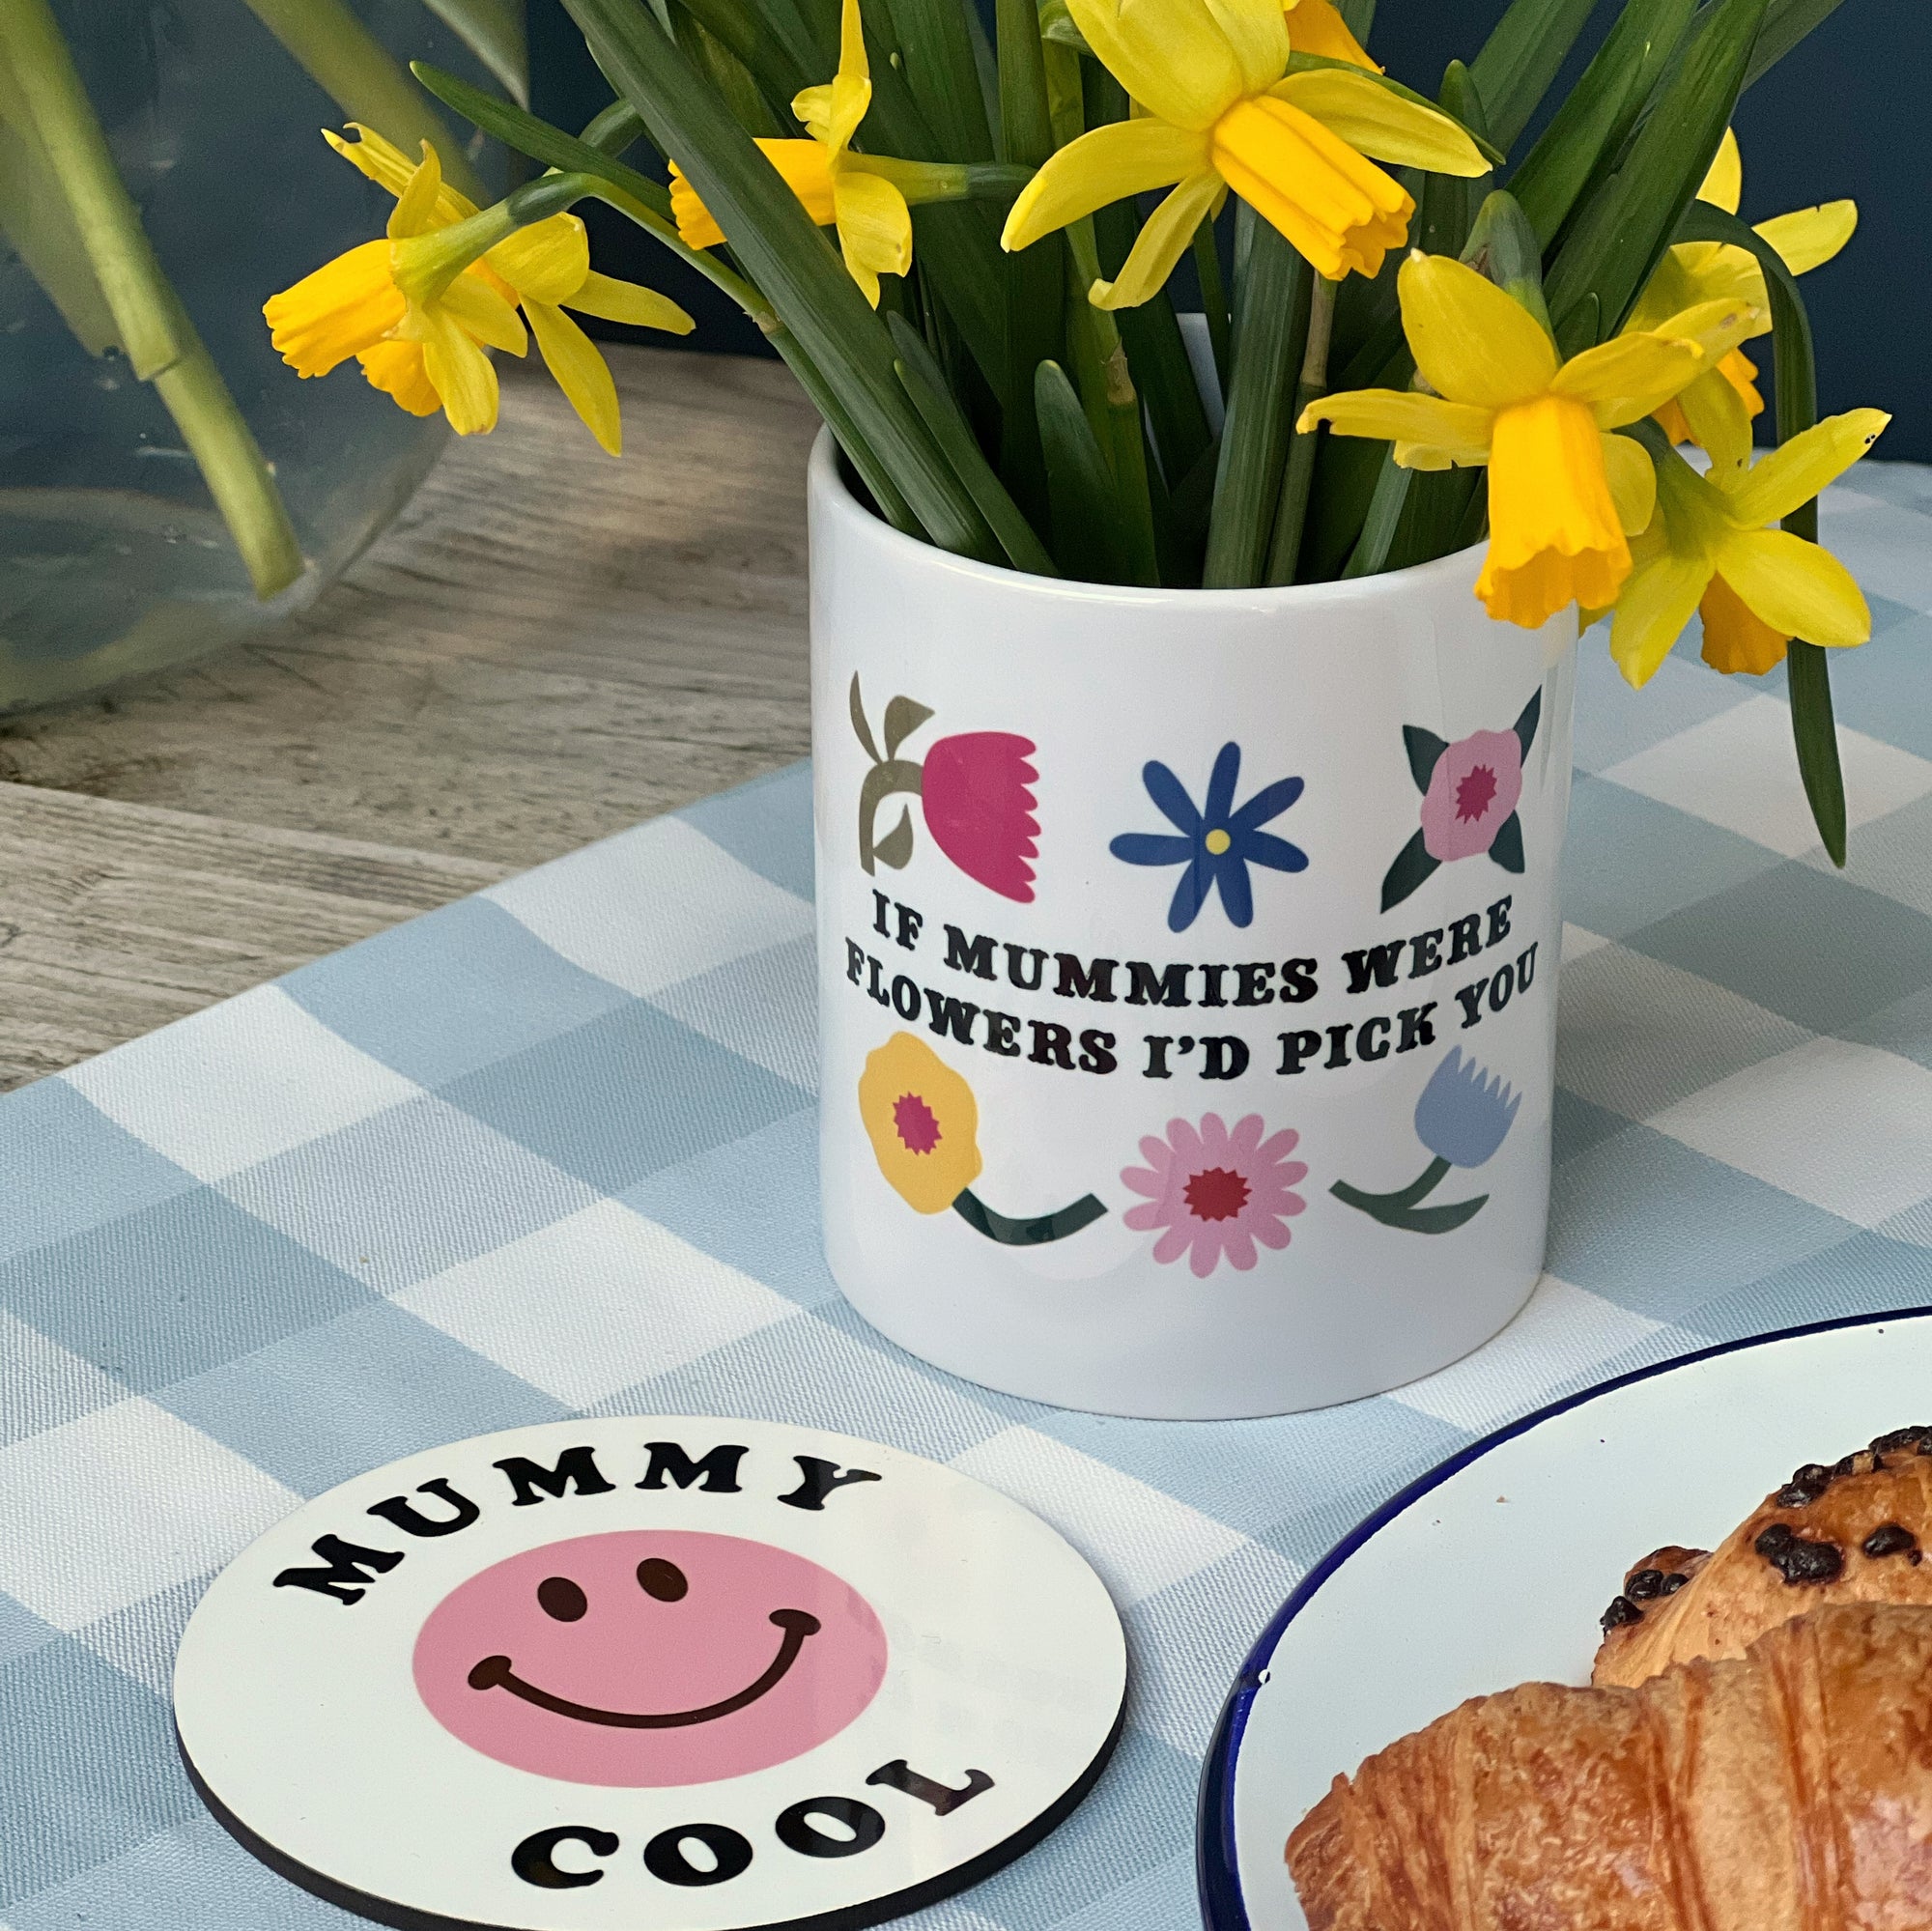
(6, 467, 1932, 1929)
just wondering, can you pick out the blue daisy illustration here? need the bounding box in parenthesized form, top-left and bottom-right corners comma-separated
(1110, 742, 1307, 931)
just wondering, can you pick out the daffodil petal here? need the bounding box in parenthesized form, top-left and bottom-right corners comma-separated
(833, 169, 912, 306)
(326, 124, 478, 221)
(1674, 363, 1752, 475)
(418, 305, 499, 435)
(1715, 526, 1871, 645)
(1003, 119, 1208, 250)
(1268, 70, 1488, 175)
(1297, 386, 1492, 459)
(263, 239, 405, 377)
(1092, 168, 1224, 307)
(1602, 431, 1656, 536)
(437, 269, 528, 355)
(1653, 294, 1762, 366)
(565, 270, 696, 332)
(1698, 127, 1741, 214)
(1397, 252, 1557, 410)
(1755, 199, 1858, 276)
(1064, 0, 1246, 129)
(1609, 551, 1710, 688)
(388, 142, 446, 241)
(1551, 330, 1704, 425)
(525, 300, 622, 455)
(1721, 407, 1890, 529)
(1204, 0, 1290, 99)
(355, 340, 442, 415)
(487, 211, 590, 303)
(1284, 0, 1377, 69)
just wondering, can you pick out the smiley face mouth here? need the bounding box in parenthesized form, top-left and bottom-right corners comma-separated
(465, 1607, 821, 1728)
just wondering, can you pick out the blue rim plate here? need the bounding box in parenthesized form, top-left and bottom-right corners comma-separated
(1195, 1303, 1932, 1931)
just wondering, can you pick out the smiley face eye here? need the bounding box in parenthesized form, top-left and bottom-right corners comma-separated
(537, 1576, 587, 1622)
(637, 1557, 689, 1602)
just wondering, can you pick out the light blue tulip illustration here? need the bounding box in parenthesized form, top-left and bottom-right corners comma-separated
(1332, 1049, 1520, 1235)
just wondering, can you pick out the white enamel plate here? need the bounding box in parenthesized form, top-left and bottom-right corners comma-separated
(1196, 1307, 1932, 1931)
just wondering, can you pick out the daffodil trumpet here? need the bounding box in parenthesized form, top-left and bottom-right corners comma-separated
(1001, 0, 1490, 307)
(1301, 250, 1760, 629)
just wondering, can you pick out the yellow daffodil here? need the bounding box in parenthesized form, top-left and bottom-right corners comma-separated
(1299, 253, 1761, 628)
(858, 1033, 982, 1213)
(669, 0, 914, 307)
(1608, 409, 1888, 686)
(267, 127, 692, 452)
(1000, 0, 1488, 307)
(1631, 129, 1858, 469)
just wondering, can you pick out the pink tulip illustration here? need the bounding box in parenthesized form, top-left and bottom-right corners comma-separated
(851, 675, 1039, 902)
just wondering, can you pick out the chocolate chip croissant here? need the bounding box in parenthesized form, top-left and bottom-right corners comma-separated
(1593, 1426, 1932, 1689)
(1287, 1602, 1932, 1931)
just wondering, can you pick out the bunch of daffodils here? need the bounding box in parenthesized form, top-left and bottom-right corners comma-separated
(262, 0, 1885, 852)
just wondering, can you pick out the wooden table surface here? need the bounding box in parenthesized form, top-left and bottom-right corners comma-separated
(0, 346, 821, 1090)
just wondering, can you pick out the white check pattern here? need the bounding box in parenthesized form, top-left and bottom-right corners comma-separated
(3, 467, 1932, 1928)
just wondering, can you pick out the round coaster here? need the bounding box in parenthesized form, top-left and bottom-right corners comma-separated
(175, 1418, 1125, 1931)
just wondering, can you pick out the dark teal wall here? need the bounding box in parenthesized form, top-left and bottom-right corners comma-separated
(533, 0, 1927, 458)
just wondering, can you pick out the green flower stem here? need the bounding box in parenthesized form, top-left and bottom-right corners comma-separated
(843, 155, 1032, 207)
(952, 1188, 1108, 1245)
(1191, 213, 1231, 399)
(1263, 270, 1335, 585)
(0, 0, 300, 598)
(239, 0, 487, 204)
(1331, 1156, 1490, 1235)
(151, 344, 306, 602)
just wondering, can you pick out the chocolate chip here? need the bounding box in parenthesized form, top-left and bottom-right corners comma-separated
(1776, 1463, 1833, 1507)
(1601, 1595, 1644, 1631)
(1832, 1453, 1861, 1478)
(1755, 1522, 1843, 1585)
(1871, 1427, 1932, 1455)
(1862, 1522, 1919, 1561)
(1661, 1572, 1690, 1594)
(1626, 1568, 1666, 1600)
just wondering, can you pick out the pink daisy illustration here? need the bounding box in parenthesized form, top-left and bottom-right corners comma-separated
(1121, 1114, 1308, 1277)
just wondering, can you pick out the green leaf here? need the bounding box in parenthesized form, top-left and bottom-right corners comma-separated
(1543, 0, 1767, 351)
(1465, 0, 1599, 153)
(849, 672, 882, 762)
(884, 0, 993, 159)
(1678, 198, 1846, 863)
(1343, 444, 1411, 579)
(1204, 220, 1310, 586)
(882, 693, 936, 755)
(1035, 359, 1134, 583)
(1508, 0, 1695, 246)
(414, 60, 675, 216)
(1488, 812, 1525, 872)
(1747, 0, 1848, 85)
(418, 0, 529, 104)
(1513, 686, 1542, 755)
(1404, 725, 1449, 792)
(1379, 828, 1440, 912)
(561, 0, 999, 559)
(888, 314, 1060, 575)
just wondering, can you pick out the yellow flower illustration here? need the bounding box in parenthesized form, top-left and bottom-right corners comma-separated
(267, 128, 692, 452)
(1000, 0, 1488, 307)
(669, 0, 914, 307)
(858, 1032, 983, 1213)
(1299, 253, 1759, 628)
(1609, 408, 1888, 687)
(1631, 129, 1858, 470)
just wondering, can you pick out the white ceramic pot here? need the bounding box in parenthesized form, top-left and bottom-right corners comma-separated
(810, 433, 1577, 1420)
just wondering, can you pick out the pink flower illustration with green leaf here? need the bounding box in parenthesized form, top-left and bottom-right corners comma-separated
(1122, 1114, 1308, 1277)
(1380, 688, 1541, 911)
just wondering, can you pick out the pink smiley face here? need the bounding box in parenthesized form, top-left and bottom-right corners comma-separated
(413, 1531, 889, 1787)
